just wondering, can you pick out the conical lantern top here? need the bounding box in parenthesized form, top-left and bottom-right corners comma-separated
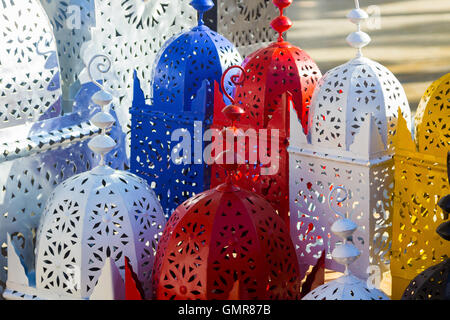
(87, 54, 116, 167)
(271, 0, 293, 42)
(190, 0, 214, 26)
(346, 0, 371, 58)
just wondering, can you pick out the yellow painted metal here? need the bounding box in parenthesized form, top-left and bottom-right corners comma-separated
(391, 73, 450, 300)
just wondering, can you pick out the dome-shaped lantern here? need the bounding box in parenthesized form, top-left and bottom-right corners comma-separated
(3, 55, 166, 300)
(391, 73, 450, 299)
(210, 0, 322, 230)
(303, 187, 390, 300)
(401, 152, 450, 300)
(152, 88, 301, 300)
(130, 0, 242, 217)
(289, 0, 412, 279)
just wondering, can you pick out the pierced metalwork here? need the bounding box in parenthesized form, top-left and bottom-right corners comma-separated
(3, 56, 166, 300)
(0, 0, 62, 128)
(392, 78, 450, 298)
(303, 186, 389, 300)
(216, 0, 279, 57)
(39, 0, 96, 111)
(152, 108, 300, 299)
(288, 0, 411, 280)
(130, 1, 242, 216)
(211, 0, 321, 232)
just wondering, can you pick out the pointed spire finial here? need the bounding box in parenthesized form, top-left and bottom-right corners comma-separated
(190, 0, 214, 26)
(328, 186, 360, 275)
(87, 54, 116, 167)
(271, 0, 293, 42)
(346, 0, 371, 58)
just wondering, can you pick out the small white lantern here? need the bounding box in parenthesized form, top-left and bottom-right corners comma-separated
(3, 55, 166, 300)
(289, 0, 411, 279)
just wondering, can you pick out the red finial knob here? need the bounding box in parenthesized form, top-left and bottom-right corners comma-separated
(222, 104, 245, 126)
(271, 0, 293, 42)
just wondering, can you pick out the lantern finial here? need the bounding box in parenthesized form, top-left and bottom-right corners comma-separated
(190, 0, 214, 26)
(346, 0, 371, 58)
(328, 186, 360, 275)
(87, 54, 116, 167)
(271, 0, 293, 42)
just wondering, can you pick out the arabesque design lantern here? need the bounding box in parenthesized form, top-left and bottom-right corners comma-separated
(391, 73, 450, 299)
(288, 0, 411, 279)
(152, 90, 301, 300)
(3, 56, 166, 300)
(211, 0, 321, 229)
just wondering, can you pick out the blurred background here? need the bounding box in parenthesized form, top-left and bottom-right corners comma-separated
(286, 0, 450, 115)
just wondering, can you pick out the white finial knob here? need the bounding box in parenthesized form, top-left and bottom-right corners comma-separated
(329, 186, 361, 275)
(347, 1, 371, 57)
(87, 54, 116, 166)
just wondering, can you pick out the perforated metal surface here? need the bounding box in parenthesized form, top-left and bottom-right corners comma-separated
(211, 0, 321, 230)
(130, 2, 242, 216)
(288, 2, 411, 280)
(152, 181, 300, 300)
(216, 0, 278, 57)
(392, 73, 450, 299)
(39, 0, 96, 112)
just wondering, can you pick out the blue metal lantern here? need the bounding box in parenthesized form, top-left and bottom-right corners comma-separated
(130, 0, 242, 217)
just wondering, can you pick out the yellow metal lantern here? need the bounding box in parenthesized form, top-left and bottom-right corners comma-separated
(391, 73, 450, 299)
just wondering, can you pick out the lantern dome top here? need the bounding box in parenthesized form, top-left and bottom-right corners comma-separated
(304, 1, 411, 155)
(302, 187, 389, 300)
(4, 55, 166, 300)
(229, 0, 321, 133)
(149, 0, 241, 114)
(152, 181, 301, 300)
(414, 72, 450, 155)
(152, 100, 300, 300)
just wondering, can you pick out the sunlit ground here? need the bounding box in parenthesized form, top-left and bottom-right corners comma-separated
(286, 0, 450, 113)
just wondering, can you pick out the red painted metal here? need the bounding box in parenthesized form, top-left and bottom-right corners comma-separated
(125, 257, 145, 300)
(211, 0, 322, 229)
(152, 105, 301, 300)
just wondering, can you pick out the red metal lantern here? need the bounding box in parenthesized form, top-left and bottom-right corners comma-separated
(211, 0, 322, 229)
(152, 101, 301, 300)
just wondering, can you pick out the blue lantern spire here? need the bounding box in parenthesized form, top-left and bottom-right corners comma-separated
(130, 0, 242, 217)
(190, 0, 214, 26)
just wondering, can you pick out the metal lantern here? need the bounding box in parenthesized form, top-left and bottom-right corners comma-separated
(3, 56, 166, 300)
(402, 156, 450, 300)
(152, 100, 301, 300)
(130, 0, 242, 217)
(303, 187, 389, 300)
(392, 73, 450, 298)
(211, 0, 322, 229)
(0, 0, 129, 296)
(289, 0, 411, 279)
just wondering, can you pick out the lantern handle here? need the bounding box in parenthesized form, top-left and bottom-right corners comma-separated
(88, 54, 112, 90)
(329, 186, 348, 219)
(220, 65, 245, 105)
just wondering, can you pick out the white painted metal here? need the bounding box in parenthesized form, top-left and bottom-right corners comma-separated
(3, 56, 166, 300)
(289, 0, 412, 279)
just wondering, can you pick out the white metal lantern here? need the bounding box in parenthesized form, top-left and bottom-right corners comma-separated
(3, 56, 166, 300)
(289, 0, 411, 279)
(302, 187, 389, 300)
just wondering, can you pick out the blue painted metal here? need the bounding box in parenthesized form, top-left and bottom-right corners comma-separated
(130, 1, 242, 217)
